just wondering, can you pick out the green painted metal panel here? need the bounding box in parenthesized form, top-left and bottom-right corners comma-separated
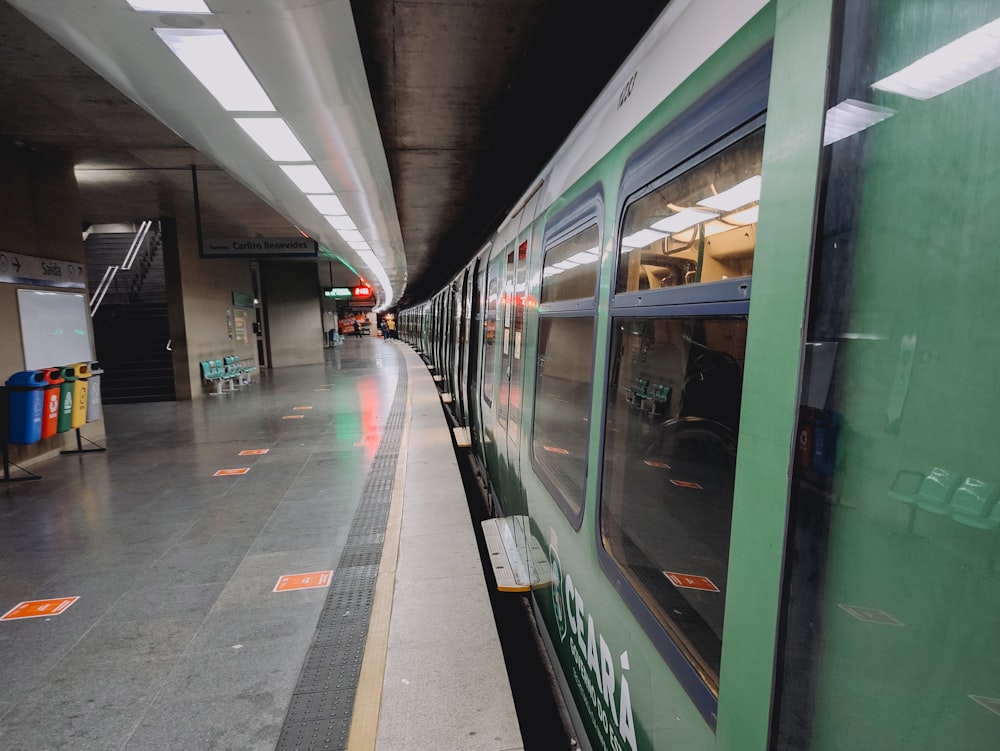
(716, 1, 834, 750)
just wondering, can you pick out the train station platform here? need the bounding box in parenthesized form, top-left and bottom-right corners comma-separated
(0, 338, 525, 751)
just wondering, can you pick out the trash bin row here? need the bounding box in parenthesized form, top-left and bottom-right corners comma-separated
(4, 362, 103, 445)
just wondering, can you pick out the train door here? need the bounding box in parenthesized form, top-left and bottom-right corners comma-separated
(480, 250, 505, 503)
(466, 257, 485, 460)
(454, 271, 470, 425)
(496, 188, 543, 523)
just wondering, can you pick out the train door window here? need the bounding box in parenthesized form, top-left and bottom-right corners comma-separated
(601, 314, 746, 689)
(532, 222, 600, 522)
(507, 240, 529, 436)
(483, 257, 500, 406)
(498, 242, 516, 428)
(598, 53, 768, 709)
(617, 128, 764, 294)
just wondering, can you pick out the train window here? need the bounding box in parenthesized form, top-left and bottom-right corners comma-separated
(482, 260, 500, 406)
(600, 315, 746, 689)
(532, 316, 595, 517)
(616, 129, 764, 294)
(541, 225, 600, 303)
(532, 224, 600, 521)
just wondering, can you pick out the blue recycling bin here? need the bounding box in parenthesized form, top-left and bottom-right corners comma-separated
(6, 370, 46, 445)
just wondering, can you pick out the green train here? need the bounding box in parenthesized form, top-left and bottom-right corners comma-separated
(400, 1, 1000, 749)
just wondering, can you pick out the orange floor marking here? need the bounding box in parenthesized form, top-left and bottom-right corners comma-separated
(664, 572, 720, 592)
(282, 414, 304, 420)
(214, 467, 250, 476)
(644, 459, 671, 469)
(2, 596, 79, 621)
(239, 449, 270, 456)
(543, 445, 569, 455)
(273, 571, 333, 592)
(293, 405, 313, 410)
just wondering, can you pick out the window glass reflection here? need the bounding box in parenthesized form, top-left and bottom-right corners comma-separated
(601, 316, 746, 686)
(617, 130, 764, 293)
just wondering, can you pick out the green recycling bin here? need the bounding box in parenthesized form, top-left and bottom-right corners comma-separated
(56, 364, 77, 434)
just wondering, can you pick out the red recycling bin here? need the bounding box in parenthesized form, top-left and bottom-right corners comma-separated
(40, 367, 64, 439)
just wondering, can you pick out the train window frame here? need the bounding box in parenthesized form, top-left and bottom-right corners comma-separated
(531, 188, 603, 527)
(595, 45, 772, 730)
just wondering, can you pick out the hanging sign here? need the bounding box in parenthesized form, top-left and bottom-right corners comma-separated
(0, 251, 86, 288)
(202, 238, 318, 258)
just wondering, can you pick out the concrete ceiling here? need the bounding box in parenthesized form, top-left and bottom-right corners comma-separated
(0, 0, 669, 307)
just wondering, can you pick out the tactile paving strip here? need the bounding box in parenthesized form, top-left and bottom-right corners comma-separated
(276, 363, 407, 751)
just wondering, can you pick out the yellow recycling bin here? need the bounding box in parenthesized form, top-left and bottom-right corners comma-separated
(70, 362, 91, 429)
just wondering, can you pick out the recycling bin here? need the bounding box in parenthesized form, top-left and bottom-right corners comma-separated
(70, 362, 91, 429)
(56, 365, 77, 434)
(40, 367, 64, 439)
(86, 362, 103, 423)
(5, 370, 46, 445)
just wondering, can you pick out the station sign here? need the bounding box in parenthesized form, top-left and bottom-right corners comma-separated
(202, 237, 318, 258)
(323, 287, 353, 299)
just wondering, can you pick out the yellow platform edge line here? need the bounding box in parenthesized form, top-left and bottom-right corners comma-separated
(346, 376, 411, 751)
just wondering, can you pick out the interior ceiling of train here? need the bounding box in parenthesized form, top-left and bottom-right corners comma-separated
(0, 0, 669, 307)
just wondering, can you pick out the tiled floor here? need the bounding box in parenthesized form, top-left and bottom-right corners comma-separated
(0, 338, 521, 751)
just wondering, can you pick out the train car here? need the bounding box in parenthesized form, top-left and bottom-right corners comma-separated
(402, 1, 1000, 749)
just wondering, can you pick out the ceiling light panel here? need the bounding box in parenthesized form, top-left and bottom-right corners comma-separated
(155, 28, 274, 111)
(281, 165, 333, 193)
(652, 208, 718, 234)
(823, 98, 895, 145)
(698, 175, 761, 211)
(307, 194, 346, 214)
(127, 0, 212, 12)
(325, 215, 357, 231)
(235, 118, 310, 162)
(872, 17, 1000, 100)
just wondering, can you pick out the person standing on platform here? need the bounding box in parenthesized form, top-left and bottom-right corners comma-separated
(353, 319, 362, 338)
(387, 317, 397, 339)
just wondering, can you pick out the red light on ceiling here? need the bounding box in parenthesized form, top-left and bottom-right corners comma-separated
(353, 285, 372, 297)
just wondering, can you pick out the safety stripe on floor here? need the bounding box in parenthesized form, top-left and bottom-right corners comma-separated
(275, 360, 407, 751)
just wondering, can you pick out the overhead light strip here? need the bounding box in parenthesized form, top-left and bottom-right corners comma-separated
(235, 118, 310, 162)
(155, 28, 274, 111)
(127, 0, 212, 12)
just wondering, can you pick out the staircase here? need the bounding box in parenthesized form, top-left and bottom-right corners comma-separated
(86, 229, 176, 404)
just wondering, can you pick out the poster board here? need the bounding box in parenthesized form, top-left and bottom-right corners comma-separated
(17, 289, 94, 369)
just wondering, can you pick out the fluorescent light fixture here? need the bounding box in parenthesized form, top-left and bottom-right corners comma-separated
(306, 194, 345, 214)
(823, 98, 896, 145)
(727, 206, 759, 225)
(652, 208, 718, 234)
(621, 228, 667, 248)
(325, 215, 357, 231)
(703, 220, 737, 237)
(553, 260, 580, 270)
(698, 176, 761, 211)
(338, 229, 365, 243)
(280, 165, 333, 193)
(568, 248, 600, 264)
(543, 266, 566, 277)
(155, 29, 274, 111)
(872, 17, 1000, 100)
(128, 0, 211, 11)
(348, 241, 371, 251)
(235, 118, 310, 162)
